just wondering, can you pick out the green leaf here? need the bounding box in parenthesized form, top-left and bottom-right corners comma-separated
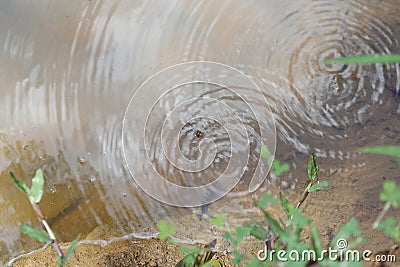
(307, 154, 318, 181)
(359, 146, 400, 158)
(234, 226, 252, 243)
(225, 226, 252, 247)
(278, 162, 290, 174)
(331, 218, 363, 250)
(245, 257, 266, 267)
(223, 232, 233, 242)
(30, 169, 45, 203)
(377, 217, 400, 243)
(308, 181, 332, 192)
(260, 209, 284, 236)
(322, 54, 400, 65)
(233, 257, 241, 265)
(260, 144, 272, 161)
(10, 172, 31, 196)
(183, 255, 196, 265)
(272, 160, 290, 177)
(180, 245, 201, 255)
(200, 259, 222, 267)
(232, 250, 248, 264)
(248, 221, 269, 240)
(156, 220, 176, 239)
(20, 224, 51, 243)
(290, 208, 311, 232)
(255, 193, 277, 209)
(307, 156, 313, 180)
(380, 181, 400, 208)
(58, 234, 80, 265)
(210, 214, 227, 228)
(279, 192, 291, 217)
(310, 226, 322, 257)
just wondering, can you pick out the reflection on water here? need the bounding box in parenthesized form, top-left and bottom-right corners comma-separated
(0, 0, 399, 263)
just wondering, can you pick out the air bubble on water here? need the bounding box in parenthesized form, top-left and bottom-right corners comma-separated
(78, 156, 87, 164)
(49, 185, 57, 194)
(89, 175, 96, 183)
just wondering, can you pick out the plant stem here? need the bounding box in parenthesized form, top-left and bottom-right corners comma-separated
(373, 201, 391, 229)
(295, 182, 311, 210)
(32, 202, 65, 265)
(288, 180, 312, 225)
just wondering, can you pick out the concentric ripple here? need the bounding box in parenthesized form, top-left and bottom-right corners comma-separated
(1, 0, 400, 264)
(263, 0, 400, 155)
(122, 61, 276, 207)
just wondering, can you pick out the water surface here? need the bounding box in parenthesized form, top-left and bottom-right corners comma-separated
(1, 0, 399, 263)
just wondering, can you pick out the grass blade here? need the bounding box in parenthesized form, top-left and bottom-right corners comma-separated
(310, 226, 322, 256)
(279, 192, 291, 217)
(58, 234, 80, 266)
(358, 146, 400, 158)
(322, 54, 400, 64)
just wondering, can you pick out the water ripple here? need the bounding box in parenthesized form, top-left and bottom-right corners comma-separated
(262, 0, 400, 155)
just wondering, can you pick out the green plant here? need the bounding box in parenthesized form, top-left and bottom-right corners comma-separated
(322, 52, 400, 248)
(357, 144, 400, 242)
(359, 146, 400, 163)
(156, 220, 221, 267)
(358, 144, 400, 242)
(210, 155, 368, 266)
(373, 181, 400, 242)
(158, 143, 400, 266)
(10, 169, 79, 267)
(260, 144, 290, 178)
(322, 53, 400, 65)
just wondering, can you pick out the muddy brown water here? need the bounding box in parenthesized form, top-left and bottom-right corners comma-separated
(1, 0, 399, 265)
